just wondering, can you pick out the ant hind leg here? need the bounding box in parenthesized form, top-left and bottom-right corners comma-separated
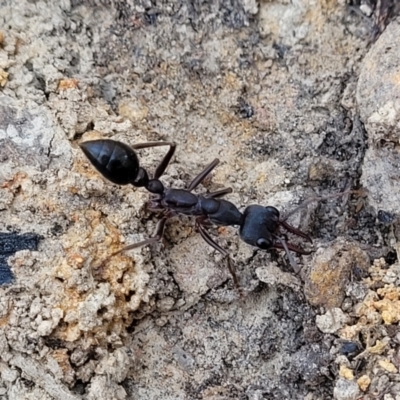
(131, 141, 176, 180)
(99, 215, 170, 268)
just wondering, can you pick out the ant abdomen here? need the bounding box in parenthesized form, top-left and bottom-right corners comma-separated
(80, 139, 140, 185)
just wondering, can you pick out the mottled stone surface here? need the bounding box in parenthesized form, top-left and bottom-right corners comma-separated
(304, 238, 370, 308)
(358, 18, 400, 214)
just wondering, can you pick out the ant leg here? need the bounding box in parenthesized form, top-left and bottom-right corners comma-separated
(279, 220, 313, 243)
(206, 187, 233, 198)
(111, 215, 169, 256)
(187, 160, 232, 198)
(273, 236, 300, 273)
(196, 219, 241, 294)
(131, 141, 176, 179)
(273, 240, 312, 256)
(187, 159, 220, 191)
(282, 189, 363, 221)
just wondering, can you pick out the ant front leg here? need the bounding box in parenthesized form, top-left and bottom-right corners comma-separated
(195, 217, 242, 295)
(273, 236, 299, 273)
(273, 235, 312, 274)
(282, 189, 363, 221)
(279, 220, 312, 243)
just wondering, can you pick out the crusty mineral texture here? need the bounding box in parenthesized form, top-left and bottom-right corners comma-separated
(304, 238, 370, 309)
(358, 18, 400, 215)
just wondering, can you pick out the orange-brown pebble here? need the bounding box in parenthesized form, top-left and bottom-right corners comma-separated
(52, 349, 75, 384)
(67, 253, 85, 269)
(58, 78, 79, 90)
(304, 239, 369, 308)
(0, 68, 8, 87)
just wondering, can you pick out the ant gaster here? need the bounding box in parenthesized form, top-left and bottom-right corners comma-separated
(80, 139, 312, 290)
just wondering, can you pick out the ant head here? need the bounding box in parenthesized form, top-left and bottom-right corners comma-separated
(80, 139, 140, 186)
(239, 205, 280, 249)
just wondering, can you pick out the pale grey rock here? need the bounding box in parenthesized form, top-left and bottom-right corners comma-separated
(333, 378, 360, 400)
(358, 18, 400, 214)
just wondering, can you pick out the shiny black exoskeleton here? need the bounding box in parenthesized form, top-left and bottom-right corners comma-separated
(80, 139, 311, 289)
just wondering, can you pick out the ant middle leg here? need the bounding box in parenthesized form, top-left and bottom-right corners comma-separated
(273, 236, 300, 273)
(273, 235, 312, 274)
(206, 187, 233, 198)
(187, 158, 220, 191)
(187, 159, 233, 199)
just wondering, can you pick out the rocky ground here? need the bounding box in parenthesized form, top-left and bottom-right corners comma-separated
(1, 1, 400, 399)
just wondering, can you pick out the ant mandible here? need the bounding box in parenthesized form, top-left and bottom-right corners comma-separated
(80, 139, 312, 290)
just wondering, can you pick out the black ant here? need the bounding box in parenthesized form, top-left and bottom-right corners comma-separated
(80, 139, 313, 290)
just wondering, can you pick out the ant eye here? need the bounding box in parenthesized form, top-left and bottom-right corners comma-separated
(256, 238, 272, 249)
